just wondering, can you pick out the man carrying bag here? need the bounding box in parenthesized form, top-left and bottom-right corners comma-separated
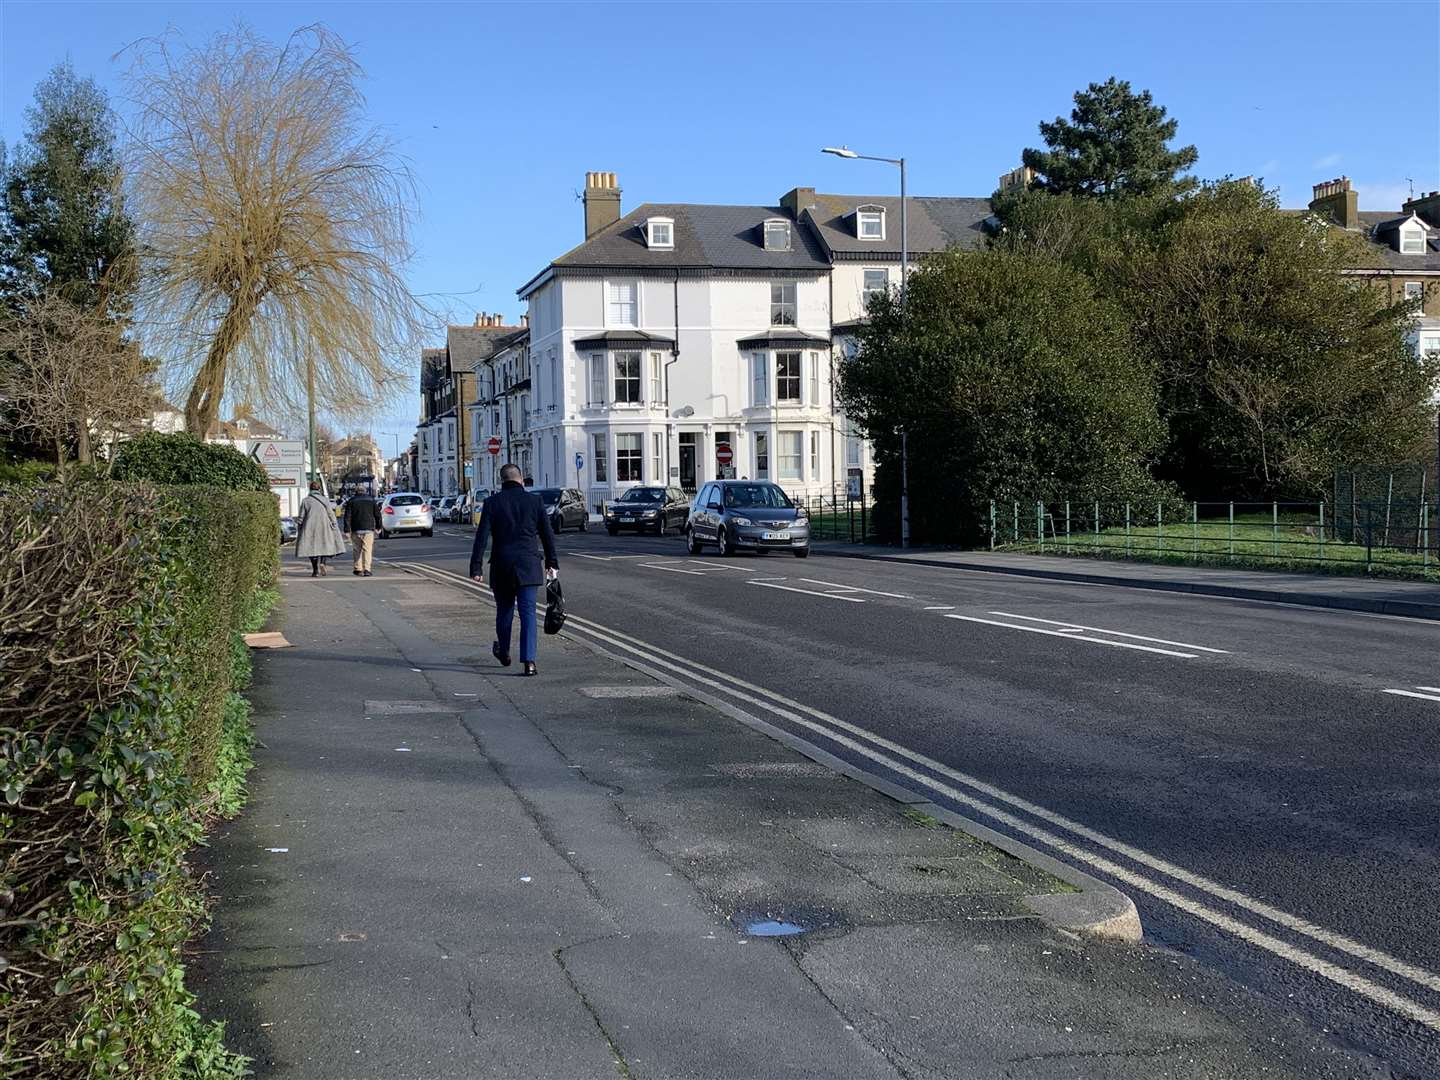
(470, 464, 559, 677)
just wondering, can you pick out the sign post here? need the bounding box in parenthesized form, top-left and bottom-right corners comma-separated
(487, 436, 502, 456)
(716, 442, 734, 479)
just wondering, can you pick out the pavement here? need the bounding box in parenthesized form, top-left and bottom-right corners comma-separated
(815, 544, 1440, 621)
(190, 554, 1384, 1079)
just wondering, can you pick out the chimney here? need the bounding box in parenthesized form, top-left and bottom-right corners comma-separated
(1309, 176, 1358, 229)
(780, 186, 817, 221)
(1402, 190, 1440, 229)
(519, 314, 529, 328)
(998, 165, 1036, 193)
(583, 171, 622, 240)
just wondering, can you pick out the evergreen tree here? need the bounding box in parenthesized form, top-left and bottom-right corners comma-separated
(1021, 77, 1198, 200)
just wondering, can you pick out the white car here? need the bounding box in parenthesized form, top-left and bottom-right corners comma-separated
(380, 492, 434, 538)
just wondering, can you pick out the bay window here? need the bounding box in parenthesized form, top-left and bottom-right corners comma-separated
(651, 433, 662, 481)
(588, 354, 606, 406)
(614, 351, 641, 403)
(809, 352, 820, 405)
(755, 433, 769, 480)
(776, 351, 802, 403)
(616, 433, 642, 482)
(649, 352, 663, 402)
(778, 431, 802, 481)
(809, 431, 820, 477)
(751, 354, 769, 406)
(593, 433, 608, 482)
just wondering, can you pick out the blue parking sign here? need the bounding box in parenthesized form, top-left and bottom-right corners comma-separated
(575, 452, 584, 471)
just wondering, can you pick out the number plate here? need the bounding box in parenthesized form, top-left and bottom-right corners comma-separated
(620, 516, 634, 523)
(762, 530, 791, 541)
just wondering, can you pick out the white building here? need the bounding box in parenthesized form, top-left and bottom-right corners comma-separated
(513, 173, 992, 511)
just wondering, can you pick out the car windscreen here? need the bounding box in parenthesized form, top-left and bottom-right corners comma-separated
(618, 488, 663, 503)
(537, 489, 561, 504)
(390, 495, 423, 506)
(723, 484, 793, 509)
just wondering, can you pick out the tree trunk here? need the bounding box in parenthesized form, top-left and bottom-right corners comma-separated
(185, 288, 262, 436)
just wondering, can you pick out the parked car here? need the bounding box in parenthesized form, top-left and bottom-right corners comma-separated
(379, 492, 434, 538)
(279, 516, 298, 543)
(460, 489, 489, 525)
(434, 495, 457, 523)
(537, 487, 588, 533)
(604, 486, 690, 536)
(685, 480, 809, 557)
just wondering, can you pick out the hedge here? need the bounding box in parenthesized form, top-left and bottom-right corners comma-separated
(111, 433, 270, 493)
(0, 480, 278, 1077)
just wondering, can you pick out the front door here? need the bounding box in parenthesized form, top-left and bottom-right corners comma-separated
(678, 433, 697, 492)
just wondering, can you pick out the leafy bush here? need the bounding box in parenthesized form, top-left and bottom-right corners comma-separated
(111, 432, 270, 492)
(0, 458, 56, 486)
(0, 480, 277, 1077)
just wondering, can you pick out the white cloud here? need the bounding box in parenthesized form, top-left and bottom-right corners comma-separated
(1312, 152, 1343, 169)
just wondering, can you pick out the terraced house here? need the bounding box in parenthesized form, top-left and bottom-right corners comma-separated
(514, 172, 993, 511)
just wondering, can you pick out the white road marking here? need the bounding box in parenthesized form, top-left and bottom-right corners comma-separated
(748, 580, 865, 602)
(1418, 686, 1440, 694)
(687, 560, 760, 572)
(1382, 688, 1440, 703)
(923, 605, 955, 611)
(572, 553, 647, 562)
(642, 563, 705, 575)
(799, 578, 911, 599)
(947, 614, 1197, 658)
(988, 611, 1230, 654)
(389, 559, 1440, 1018)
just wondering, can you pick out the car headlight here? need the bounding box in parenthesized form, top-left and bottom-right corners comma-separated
(642, 510, 658, 517)
(730, 516, 753, 527)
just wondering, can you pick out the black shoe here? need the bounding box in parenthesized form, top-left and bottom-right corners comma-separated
(310, 569, 319, 578)
(363, 570, 373, 577)
(521, 662, 537, 677)
(353, 569, 362, 576)
(492, 641, 512, 667)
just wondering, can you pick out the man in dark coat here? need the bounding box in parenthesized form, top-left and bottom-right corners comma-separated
(470, 464, 559, 676)
(342, 483, 385, 577)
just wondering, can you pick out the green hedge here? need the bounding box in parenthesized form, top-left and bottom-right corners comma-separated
(112, 433, 270, 493)
(0, 480, 278, 1077)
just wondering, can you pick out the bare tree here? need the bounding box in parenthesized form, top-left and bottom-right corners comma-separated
(122, 24, 421, 436)
(0, 291, 153, 472)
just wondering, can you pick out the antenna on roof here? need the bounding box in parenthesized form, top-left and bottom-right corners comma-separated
(1407, 177, 1415, 200)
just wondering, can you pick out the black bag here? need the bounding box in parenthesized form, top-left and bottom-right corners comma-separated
(543, 577, 566, 635)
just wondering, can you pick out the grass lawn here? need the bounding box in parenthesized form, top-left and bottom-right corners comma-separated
(1002, 514, 1439, 582)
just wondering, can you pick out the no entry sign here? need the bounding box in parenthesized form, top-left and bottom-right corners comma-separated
(716, 443, 734, 467)
(487, 436, 502, 456)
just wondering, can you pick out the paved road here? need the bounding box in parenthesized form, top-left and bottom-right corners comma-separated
(380, 525, 1440, 1077)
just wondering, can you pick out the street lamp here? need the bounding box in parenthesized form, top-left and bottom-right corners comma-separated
(822, 145, 910, 548)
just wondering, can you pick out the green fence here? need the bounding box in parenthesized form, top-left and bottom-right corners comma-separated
(988, 499, 1437, 579)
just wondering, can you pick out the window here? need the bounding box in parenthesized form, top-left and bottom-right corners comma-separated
(770, 281, 797, 326)
(647, 217, 673, 248)
(754, 433, 769, 479)
(593, 433, 608, 482)
(551, 434, 559, 484)
(614, 351, 642, 403)
(607, 281, 638, 326)
(751, 354, 769, 406)
(651, 433, 662, 481)
(649, 352, 663, 402)
(778, 431, 802, 481)
(616, 433, 642, 482)
(776, 351, 802, 403)
(863, 268, 888, 300)
(1404, 281, 1424, 302)
(588, 354, 606, 406)
(764, 219, 791, 251)
(809, 351, 820, 405)
(857, 207, 885, 240)
(810, 431, 820, 477)
(1400, 228, 1425, 254)
(1420, 335, 1440, 357)
(549, 353, 559, 410)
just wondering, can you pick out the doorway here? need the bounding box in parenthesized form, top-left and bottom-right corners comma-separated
(678, 432, 697, 492)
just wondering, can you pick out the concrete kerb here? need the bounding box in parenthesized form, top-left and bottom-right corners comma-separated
(817, 547, 1440, 622)
(389, 559, 1143, 946)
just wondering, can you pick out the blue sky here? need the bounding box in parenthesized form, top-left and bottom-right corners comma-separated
(3, 0, 1438, 450)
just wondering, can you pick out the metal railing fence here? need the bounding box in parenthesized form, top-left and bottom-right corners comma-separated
(987, 499, 1437, 577)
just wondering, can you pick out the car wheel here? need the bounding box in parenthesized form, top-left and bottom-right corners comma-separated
(656, 517, 667, 537)
(718, 526, 735, 557)
(422, 528, 433, 538)
(793, 546, 809, 559)
(580, 515, 589, 532)
(552, 513, 564, 534)
(686, 527, 702, 555)
(607, 526, 618, 537)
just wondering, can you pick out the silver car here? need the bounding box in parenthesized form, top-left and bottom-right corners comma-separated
(685, 480, 810, 558)
(380, 492, 434, 538)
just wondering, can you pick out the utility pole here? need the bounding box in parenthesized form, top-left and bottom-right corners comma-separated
(306, 352, 320, 493)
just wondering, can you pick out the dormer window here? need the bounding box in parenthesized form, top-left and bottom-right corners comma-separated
(763, 219, 792, 251)
(1401, 226, 1426, 254)
(856, 205, 886, 241)
(646, 217, 674, 249)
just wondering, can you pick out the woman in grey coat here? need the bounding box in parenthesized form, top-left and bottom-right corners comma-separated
(295, 482, 346, 576)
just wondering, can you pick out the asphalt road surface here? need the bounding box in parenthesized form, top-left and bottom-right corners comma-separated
(379, 523, 1440, 1078)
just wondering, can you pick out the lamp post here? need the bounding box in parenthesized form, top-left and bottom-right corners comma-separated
(822, 146, 909, 548)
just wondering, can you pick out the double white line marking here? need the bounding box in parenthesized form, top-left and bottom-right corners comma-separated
(1383, 685, 1440, 703)
(390, 559, 1440, 1032)
(947, 611, 1228, 659)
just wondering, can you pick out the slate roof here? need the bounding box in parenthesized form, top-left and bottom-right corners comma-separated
(803, 194, 994, 257)
(573, 329, 675, 348)
(445, 324, 526, 372)
(735, 328, 831, 349)
(546, 203, 831, 274)
(1285, 207, 1440, 271)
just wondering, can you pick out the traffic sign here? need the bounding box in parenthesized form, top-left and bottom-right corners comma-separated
(716, 443, 734, 467)
(487, 436, 502, 456)
(575, 452, 584, 471)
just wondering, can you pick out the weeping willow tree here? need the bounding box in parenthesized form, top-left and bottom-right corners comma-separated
(123, 24, 420, 435)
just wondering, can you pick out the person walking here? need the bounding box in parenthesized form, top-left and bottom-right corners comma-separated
(343, 483, 384, 577)
(296, 481, 345, 577)
(470, 464, 558, 677)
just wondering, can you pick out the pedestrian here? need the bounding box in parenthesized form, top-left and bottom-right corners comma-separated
(470, 463, 558, 677)
(343, 483, 384, 577)
(296, 481, 345, 577)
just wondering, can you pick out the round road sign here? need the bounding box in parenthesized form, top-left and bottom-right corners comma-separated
(716, 443, 734, 467)
(487, 436, 502, 456)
